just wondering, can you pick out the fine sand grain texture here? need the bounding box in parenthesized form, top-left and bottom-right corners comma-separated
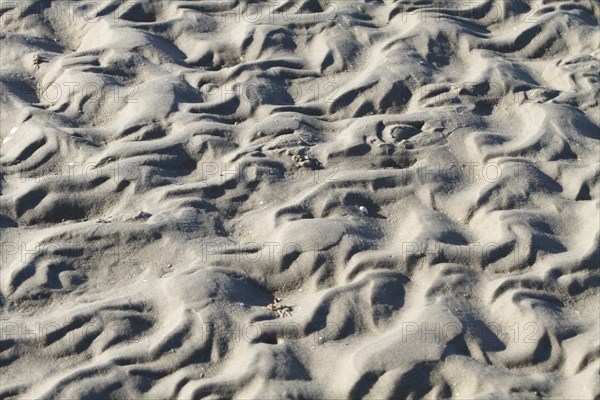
(1, 1, 599, 399)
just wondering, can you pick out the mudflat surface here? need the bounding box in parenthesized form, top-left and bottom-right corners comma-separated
(0, 1, 599, 399)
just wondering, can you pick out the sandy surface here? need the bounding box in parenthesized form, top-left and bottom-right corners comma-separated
(1, 0, 599, 399)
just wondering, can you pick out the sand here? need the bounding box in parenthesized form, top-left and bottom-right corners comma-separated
(0, 0, 599, 399)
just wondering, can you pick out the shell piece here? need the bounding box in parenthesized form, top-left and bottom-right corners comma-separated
(266, 297, 292, 318)
(359, 206, 369, 215)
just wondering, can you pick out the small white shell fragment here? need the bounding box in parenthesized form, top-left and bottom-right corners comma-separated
(2, 137, 11, 144)
(359, 206, 369, 215)
(10, 127, 17, 135)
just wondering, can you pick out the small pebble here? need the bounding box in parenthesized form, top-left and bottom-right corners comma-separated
(359, 206, 369, 215)
(2, 137, 11, 144)
(10, 127, 17, 135)
(134, 211, 151, 220)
